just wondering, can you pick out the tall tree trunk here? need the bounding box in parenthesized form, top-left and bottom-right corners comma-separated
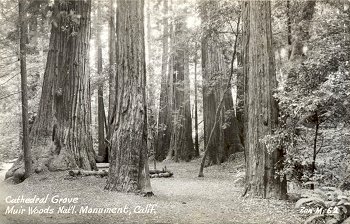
(145, 0, 156, 164)
(242, 1, 287, 199)
(19, 0, 32, 179)
(165, 9, 175, 160)
(193, 44, 200, 157)
(106, 0, 116, 163)
(105, 0, 150, 193)
(156, 0, 171, 161)
(96, 0, 107, 162)
(169, 17, 194, 162)
(201, 2, 239, 165)
(201, 33, 221, 165)
(7, 0, 97, 180)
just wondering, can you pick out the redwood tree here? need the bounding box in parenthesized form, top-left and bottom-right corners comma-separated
(242, 1, 287, 199)
(6, 0, 96, 180)
(105, 0, 150, 193)
(201, 1, 240, 165)
(168, 16, 194, 162)
(156, 0, 171, 161)
(106, 0, 116, 163)
(96, 0, 107, 162)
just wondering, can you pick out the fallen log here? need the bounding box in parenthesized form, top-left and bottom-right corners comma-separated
(150, 171, 173, 178)
(68, 170, 108, 177)
(68, 169, 173, 178)
(149, 167, 171, 175)
(96, 163, 109, 169)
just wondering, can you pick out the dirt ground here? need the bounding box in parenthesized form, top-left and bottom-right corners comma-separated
(0, 158, 303, 224)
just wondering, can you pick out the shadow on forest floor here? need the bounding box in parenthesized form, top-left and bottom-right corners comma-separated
(0, 157, 303, 224)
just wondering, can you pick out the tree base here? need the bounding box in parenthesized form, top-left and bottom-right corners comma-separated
(5, 142, 86, 181)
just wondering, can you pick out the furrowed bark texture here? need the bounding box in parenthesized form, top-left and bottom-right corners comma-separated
(156, 0, 171, 161)
(106, 0, 116, 163)
(108, 0, 116, 125)
(96, 0, 107, 162)
(242, 1, 287, 199)
(201, 2, 240, 165)
(19, 0, 32, 179)
(105, 0, 148, 192)
(169, 17, 194, 162)
(6, 0, 97, 180)
(193, 46, 200, 157)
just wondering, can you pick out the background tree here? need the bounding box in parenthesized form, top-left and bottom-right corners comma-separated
(95, 0, 107, 163)
(193, 42, 200, 157)
(156, 0, 172, 161)
(168, 12, 194, 162)
(18, 0, 32, 179)
(200, 1, 241, 165)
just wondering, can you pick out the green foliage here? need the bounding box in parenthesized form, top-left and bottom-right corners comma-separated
(268, 1, 350, 188)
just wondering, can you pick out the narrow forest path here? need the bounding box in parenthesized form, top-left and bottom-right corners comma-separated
(0, 158, 303, 224)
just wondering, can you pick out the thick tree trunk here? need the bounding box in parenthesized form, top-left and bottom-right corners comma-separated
(156, 0, 171, 161)
(19, 0, 32, 179)
(201, 34, 221, 165)
(169, 18, 194, 162)
(165, 14, 175, 161)
(242, 1, 287, 199)
(105, 0, 150, 193)
(200, 2, 239, 165)
(6, 0, 97, 180)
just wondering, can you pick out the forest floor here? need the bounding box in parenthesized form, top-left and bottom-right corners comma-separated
(0, 156, 304, 224)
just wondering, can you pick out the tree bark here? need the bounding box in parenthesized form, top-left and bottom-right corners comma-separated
(19, 0, 32, 179)
(200, 2, 239, 165)
(156, 0, 171, 161)
(165, 9, 175, 161)
(108, 0, 116, 123)
(169, 17, 194, 162)
(106, 0, 116, 164)
(7, 0, 97, 180)
(145, 0, 157, 166)
(193, 44, 200, 157)
(96, 0, 107, 162)
(242, 1, 287, 199)
(105, 0, 150, 193)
